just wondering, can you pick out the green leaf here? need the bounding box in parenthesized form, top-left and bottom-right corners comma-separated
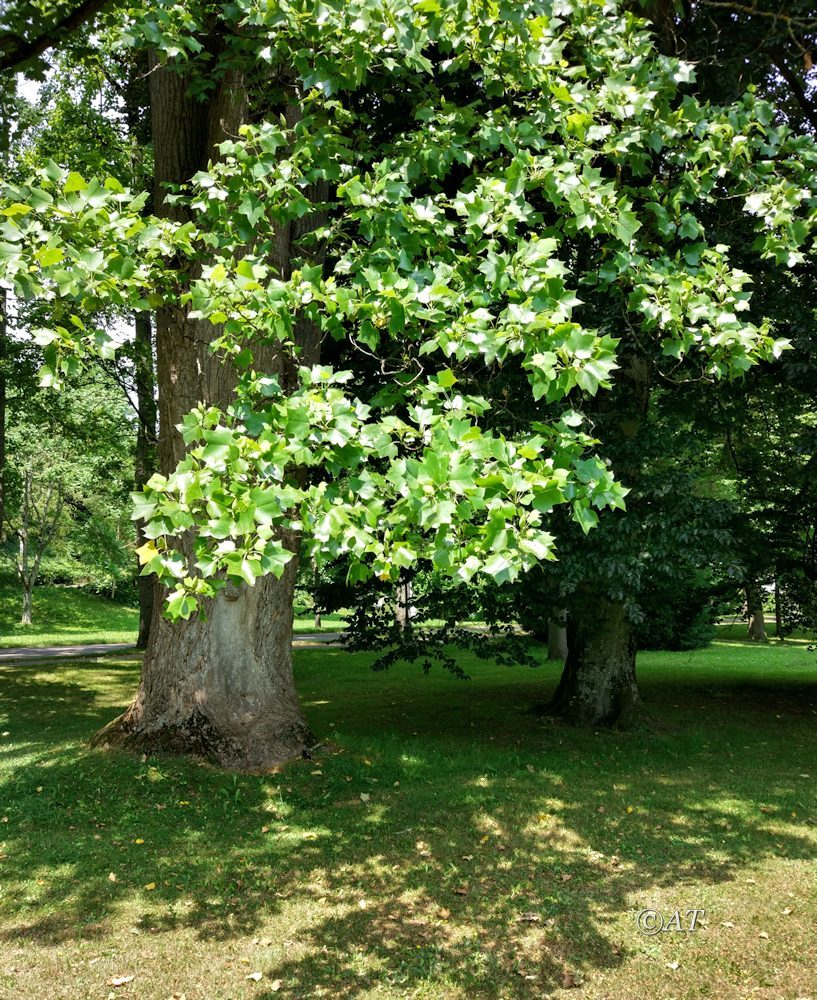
(63, 172, 88, 193)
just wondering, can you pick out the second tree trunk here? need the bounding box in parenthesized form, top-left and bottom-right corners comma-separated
(548, 599, 641, 727)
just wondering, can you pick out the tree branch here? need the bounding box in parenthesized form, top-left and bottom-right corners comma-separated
(0, 0, 113, 72)
(768, 45, 817, 132)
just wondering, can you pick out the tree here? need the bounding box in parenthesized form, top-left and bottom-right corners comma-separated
(7, 434, 66, 623)
(2, 369, 134, 620)
(528, 0, 817, 723)
(2, 0, 817, 758)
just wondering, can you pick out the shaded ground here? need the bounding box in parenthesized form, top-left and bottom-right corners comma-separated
(0, 636, 815, 998)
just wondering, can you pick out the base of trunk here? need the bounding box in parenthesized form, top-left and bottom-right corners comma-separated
(91, 706, 313, 771)
(745, 582, 768, 642)
(543, 598, 643, 728)
(92, 573, 312, 771)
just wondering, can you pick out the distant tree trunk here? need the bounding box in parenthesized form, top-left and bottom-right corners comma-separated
(774, 576, 783, 641)
(548, 598, 641, 726)
(314, 610, 322, 629)
(15, 471, 62, 626)
(20, 581, 32, 625)
(0, 288, 6, 542)
(92, 58, 324, 770)
(18, 483, 31, 624)
(746, 580, 768, 641)
(17, 470, 33, 624)
(133, 309, 157, 650)
(395, 575, 414, 630)
(547, 610, 568, 661)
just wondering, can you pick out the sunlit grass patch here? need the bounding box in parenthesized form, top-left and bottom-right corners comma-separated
(0, 641, 815, 997)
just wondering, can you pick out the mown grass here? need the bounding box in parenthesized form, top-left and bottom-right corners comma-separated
(0, 634, 816, 999)
(0, 577, 139, 648)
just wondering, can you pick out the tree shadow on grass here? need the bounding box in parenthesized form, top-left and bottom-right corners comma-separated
(0, 650, 816, 996)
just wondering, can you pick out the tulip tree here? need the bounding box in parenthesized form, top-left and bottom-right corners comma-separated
(1, 0, 816, 762)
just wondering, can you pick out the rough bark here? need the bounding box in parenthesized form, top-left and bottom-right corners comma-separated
(20, 583, 32, 625)
(133, 310, 157, 650)
(92, 56, 322, 770)
(746, 580, 768, 641)
(547, 611, 568, 662)
(547, 599, 641, 727)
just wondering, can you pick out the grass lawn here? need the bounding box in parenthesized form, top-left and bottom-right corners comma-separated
(0, 635, 816, 998)
(0, 578, 139, 648)
(292, 611, 349, 634)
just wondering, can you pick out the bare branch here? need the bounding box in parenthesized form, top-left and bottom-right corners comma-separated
(0, 0, 114, 73)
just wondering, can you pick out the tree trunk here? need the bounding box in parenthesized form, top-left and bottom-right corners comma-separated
(547, 611, 568, 661)
(547, 599, 641, 727)
(92, 57, 318, 770)
(746, 581, 768, 641)
(0, 288, 6, 542)
(17, 473, 31, 624)
(774, 576, 783, 641)
(549, 350, 651, 727)
(133, 309, 157, 650)
(313, 611, 322, 630)
(20, 582, 32, 625)
(395, 576, 414, 630)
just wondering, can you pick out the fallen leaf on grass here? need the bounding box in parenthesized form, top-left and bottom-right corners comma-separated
(515, 912, 541, 923)
(759, 806, 773, 814)
(270, 980, 282, 992)
(560, 873, 573, 882)
(109, 975, 135, 987)
(721, 921, 735, 929)
(108, 872, 117, 882)
(246, 971, 263, 981)
(144, 883, 156, 891)
(782, 907, 793, 916)
(561, 970, 583, 988)
(359, 793, 370, 802)
(666, 961, 680, 971)
(758, 931, 769, 940)
(453, 885, 469, 896)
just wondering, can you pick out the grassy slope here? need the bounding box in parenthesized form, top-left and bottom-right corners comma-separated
(0, 635, 815, 998)
(0, 580, 346, 647)
(0, 578, 139, 647)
